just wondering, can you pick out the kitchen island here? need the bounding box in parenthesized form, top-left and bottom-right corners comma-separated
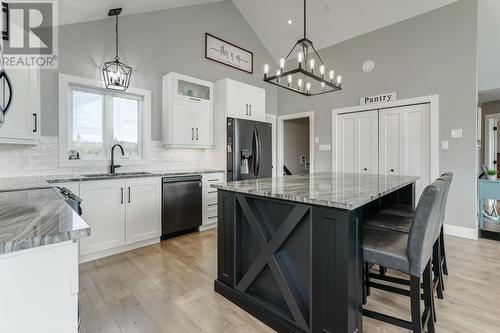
(213, 172, 418, 333)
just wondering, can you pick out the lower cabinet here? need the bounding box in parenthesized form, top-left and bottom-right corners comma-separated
(201, 172, 224, 230)
(79, 178, 161, 260)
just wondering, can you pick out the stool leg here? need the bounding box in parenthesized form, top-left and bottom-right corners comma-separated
(440, 227, 449, 276)
(424, 261, 436, 333)
(379, 265, 387, 276)
(366, 262, 371, 297)
(410, 275, 422, 333)
(433, 241, 444, 299)
(363, 263, 367, 305)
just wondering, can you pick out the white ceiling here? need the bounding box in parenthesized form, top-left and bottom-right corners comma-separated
(233, 0, 459, 60)
(58, 0, 223, 26)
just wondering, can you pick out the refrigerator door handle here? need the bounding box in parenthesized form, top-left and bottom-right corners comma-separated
(255, 128, 261, 177)
(252, 128, 258, 176)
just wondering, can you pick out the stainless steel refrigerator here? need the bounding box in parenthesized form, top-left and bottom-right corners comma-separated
(227, 118, 272, 181)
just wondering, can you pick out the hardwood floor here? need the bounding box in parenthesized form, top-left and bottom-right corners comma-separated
(80, 229, 500, 332)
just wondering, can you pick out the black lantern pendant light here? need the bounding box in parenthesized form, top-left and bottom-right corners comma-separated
(102, 8, 132, 91)
(263, 0, 342, 96)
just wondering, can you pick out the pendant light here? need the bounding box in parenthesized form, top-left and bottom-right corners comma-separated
(263, 0, 342, 96)
(102, 8, 132, 91)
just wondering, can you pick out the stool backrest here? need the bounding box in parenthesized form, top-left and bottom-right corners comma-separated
(438, 172, 453, 227)
(408, 179, 446, 276)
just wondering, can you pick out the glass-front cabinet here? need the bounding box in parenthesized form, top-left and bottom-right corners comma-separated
(172, 73, 213, 103)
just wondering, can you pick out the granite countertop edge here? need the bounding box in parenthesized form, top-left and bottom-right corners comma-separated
(212, 176, 418, 210)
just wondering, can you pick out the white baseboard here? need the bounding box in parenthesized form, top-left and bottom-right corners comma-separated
(443, 224, 478, 240)
(199, 222, 217, 232)
(79, 237, 160, 264)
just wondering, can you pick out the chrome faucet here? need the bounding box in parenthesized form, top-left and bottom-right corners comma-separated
(110, 144, 125, 174)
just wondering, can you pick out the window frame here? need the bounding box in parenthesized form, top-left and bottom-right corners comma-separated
(59, 73, 151, 168)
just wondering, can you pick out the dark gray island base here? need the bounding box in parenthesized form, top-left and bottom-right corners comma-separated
(213, 173, 418, 333)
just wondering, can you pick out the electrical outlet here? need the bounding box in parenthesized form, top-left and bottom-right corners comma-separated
(315, 137, 319, 144)
(441, 141, 449, 149)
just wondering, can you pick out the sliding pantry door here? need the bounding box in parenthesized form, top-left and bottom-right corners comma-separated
(337, 110, 378, 174)
(379, 104, 431, 198)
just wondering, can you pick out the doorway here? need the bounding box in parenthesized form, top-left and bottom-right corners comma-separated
(277, 112, 315, 176)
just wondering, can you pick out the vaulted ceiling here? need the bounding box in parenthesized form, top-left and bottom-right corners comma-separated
(59, 0, 459, 61)
(233, 0, 458, 60)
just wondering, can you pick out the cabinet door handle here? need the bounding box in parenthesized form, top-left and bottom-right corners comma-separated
(245, 104, 248, 116)
(390, 169, 395, 172)
(128, 187, 131, 203)
(189, 97, 201, 101)
(120, 187, 124, 204)
(363, 168, 367, 171)
(196, 128, 199, 140)
(249, 104, 252, 116)
(192, 128, 194, 140)
(32, 113, 37, 132)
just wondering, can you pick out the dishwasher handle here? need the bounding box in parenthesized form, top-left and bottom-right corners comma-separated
(162, 175, 202, 183)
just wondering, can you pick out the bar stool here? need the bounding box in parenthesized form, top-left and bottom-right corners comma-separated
(365, 173, 452, 300)
(362, 180, 446, 333)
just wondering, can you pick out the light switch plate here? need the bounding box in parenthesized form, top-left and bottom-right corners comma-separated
(441, 141, 449, 149)
(451, 129, 463, 138)
(319, 144, 331, 151)
(315, 137, 320, 144)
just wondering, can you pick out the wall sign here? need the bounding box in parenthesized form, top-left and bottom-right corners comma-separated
(205, 33, 253, 74)
(360, 92, 397, 105)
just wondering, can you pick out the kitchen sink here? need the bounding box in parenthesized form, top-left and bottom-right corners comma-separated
(82, 172, 152, 178)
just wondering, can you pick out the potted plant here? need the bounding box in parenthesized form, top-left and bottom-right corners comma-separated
(486, 168, 497, 180)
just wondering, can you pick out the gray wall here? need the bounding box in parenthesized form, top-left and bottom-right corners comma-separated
(278, 0, 478, 229)
(41, 0, 278, 139)
(283, 118, 309, 174)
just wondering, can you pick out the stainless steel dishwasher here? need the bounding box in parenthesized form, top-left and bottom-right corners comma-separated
(161, 175, 202, 239)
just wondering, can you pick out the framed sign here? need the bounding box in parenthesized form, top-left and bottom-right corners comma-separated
(360, 92, 397, 105)
(205, 33, 253, 74)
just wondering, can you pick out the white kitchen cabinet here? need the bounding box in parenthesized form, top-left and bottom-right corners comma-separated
(0, 68, 40, 145)
(337, 110, 378, 174)
(379, 104, 430, 198)
(163, 72, 214, 148)
(215, 78, 266, 121)
(124, 177, 161, 243)
(78, 177, 161, 262)
(200, 172, 224, 231)
(79, 180, 125, 256)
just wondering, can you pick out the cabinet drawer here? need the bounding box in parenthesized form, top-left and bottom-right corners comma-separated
(204, 205, 218, 218)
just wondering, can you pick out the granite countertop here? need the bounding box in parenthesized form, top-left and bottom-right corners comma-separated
(213, 172, 419, 210)
(0, 187, 90, 254)
(0, 169, 225, 192)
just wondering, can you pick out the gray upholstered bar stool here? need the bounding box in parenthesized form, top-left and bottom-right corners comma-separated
(365, 173, 452, 299)
(362, 180, 445, 333)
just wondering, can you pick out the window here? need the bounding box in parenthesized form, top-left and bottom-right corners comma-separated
(59, 74, 151, 167)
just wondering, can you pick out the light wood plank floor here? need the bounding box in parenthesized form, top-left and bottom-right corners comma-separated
(80, 229, 500, 332)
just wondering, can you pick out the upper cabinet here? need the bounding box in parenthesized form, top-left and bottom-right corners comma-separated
(215, 78, 266, 122)
(0, 68, 40, 145)
(162, 72, 214, 148)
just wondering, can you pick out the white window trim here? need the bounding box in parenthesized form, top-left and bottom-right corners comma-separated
(58, 73, 152, 168)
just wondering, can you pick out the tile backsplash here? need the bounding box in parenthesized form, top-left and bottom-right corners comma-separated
(0, 136, 213, 178)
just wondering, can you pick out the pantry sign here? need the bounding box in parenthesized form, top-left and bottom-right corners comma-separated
(360, 92, 397, 105)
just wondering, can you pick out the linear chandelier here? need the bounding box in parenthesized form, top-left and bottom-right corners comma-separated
(102, 8, 132, 91)
(263, 0, 342, 96)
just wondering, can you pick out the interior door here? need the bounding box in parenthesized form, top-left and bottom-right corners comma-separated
(379, 104, 431, 197)
(193, 102, 212, 146)
(172, 99, 193, 145)
(337, 113, 358, 173)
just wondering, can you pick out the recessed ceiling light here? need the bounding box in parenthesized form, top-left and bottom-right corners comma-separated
(287, 19, 293, 25)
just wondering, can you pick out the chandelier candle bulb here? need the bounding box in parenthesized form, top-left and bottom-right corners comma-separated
(287, 74, 293, 86)
(263, 64, 269, 76)
(309, 58, 315, 72)
(319, 65, 325, 77)
(336, 75, 342, 85)
(279, 58, 286, 69)
(306, 82, 311, 93)
(297, 51, 304, 64)
(329, 70, 335, 81)
(297, 78, 303, 90)
(321, 82, 325, 91)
